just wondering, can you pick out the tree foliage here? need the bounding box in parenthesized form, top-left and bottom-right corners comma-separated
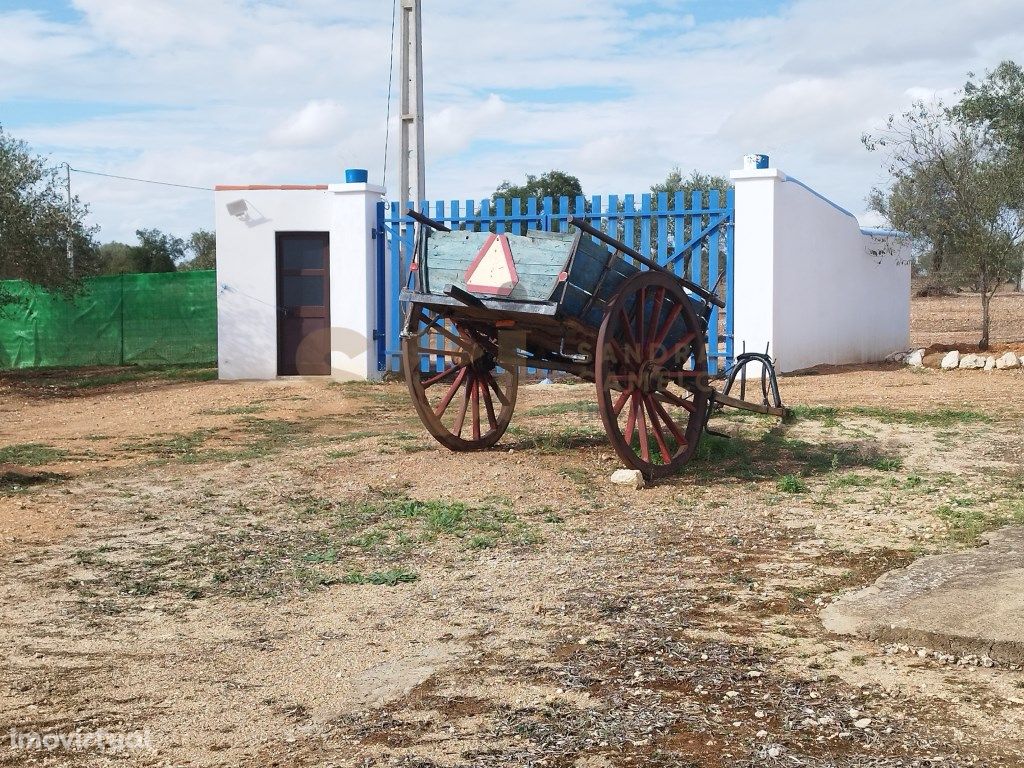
(650, 168, 732, 203)
(181, 229, 216, 271)
(865, 86, 1024, 349)
(648, 169, 733, 281)
(98, 229, 183, 274)
(956, 60, 1024, 159)
(0, 125, 98, 292)
(491, 170, 584, 206)
(956, 60, 1024, 291)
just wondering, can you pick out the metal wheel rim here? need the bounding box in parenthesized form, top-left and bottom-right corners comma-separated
(402, 304, 518, 451)
(595, 271, 709, 480)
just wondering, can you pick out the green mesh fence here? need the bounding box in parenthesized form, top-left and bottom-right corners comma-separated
(0, 271, 217, 370)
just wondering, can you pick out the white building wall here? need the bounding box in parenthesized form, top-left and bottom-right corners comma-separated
(731, 168, 911, 372)
(214, 182, 384, 380)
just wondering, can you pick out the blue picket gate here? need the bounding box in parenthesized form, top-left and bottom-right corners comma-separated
(374, 191, 734, 375)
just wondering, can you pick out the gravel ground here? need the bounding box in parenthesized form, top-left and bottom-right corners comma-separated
(1, 357, 1023, 766)
(1, 291, 1023, 766)
(910, 291, 1024, 352)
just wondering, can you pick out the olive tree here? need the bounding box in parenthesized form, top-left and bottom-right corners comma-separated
(865, 100, 1024, 349)
(0, 125, 98, 298)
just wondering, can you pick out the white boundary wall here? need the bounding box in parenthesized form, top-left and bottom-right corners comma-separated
(214, 182, 384, 380)
(731, 168, 911, 372)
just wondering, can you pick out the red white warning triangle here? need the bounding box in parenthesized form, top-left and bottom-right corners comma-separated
(464, 234, 519, 296)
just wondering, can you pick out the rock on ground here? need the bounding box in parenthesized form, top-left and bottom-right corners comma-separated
(905, 349, 925, 367)
(821, 527, 1024, 665)
(996, 351, 1021, 369)
(609, 469, 645, 489)
(958, 353, 985, 369)
(940, 350, 960, 370)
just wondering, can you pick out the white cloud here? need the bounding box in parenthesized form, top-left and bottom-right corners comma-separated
(428, 95, 510, 157)
(270, 100, 348, 147)
(1, 0, 1022, 242)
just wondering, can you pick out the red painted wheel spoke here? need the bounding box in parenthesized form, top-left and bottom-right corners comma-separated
(636, 399, 650, 463)
(643, 394, 673, 463)
(415, 346, 468, 362)
(471, 377, 482, 440)
(647, 288, 665, 356)
(655, 389, 697, 413)
(635, 287, 647, 352)
(452, 371, 473, 436)
(481, 375, 498, 428)
(609, 338, 628, 367)
(667, 369, 702, 384)
(650, 395, 689, 447)
(655, 331, 697, 366)
(612, 389, 631, 416)
(433, 367, 468, 417)
(619, 307, 638, 348)
(488, 375, 510, 407)
(610, 372, 643, 391)
(651, 303, 682, 352)
(422, 366, 457, 388)
(419, 319, 466, 350)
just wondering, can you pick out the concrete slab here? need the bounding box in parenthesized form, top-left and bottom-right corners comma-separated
(821, 526, 1024, 664)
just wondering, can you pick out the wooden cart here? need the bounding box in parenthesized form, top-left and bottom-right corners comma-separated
(400, 212, 786, 481)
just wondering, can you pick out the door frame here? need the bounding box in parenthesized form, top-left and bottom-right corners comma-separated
(275, 231, 331, 375)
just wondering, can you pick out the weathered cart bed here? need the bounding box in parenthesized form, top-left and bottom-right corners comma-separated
(401, 213, 786, 480)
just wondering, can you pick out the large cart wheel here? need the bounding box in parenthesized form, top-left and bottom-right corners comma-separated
(595, 272, 710, 480)
(401, 304, 518, 451)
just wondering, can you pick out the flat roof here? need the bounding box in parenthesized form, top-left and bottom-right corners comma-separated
(214, 184, 328, 191)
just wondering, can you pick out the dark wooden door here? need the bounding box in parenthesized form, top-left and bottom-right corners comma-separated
(277, 232, 331, 375)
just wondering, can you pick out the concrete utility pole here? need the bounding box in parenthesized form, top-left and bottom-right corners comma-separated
(399, 0, 425, 208)
(64, 162, 74, 276)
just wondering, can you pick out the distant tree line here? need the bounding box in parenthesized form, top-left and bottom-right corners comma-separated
(97, 228, 215, 275)
(490, 168, 731, 210)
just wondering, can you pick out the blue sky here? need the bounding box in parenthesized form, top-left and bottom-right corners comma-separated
(1, 0, 1022, 242)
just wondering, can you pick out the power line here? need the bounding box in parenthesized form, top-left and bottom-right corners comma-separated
(69, 167, 213, 192)
(382, 0, 398, 191)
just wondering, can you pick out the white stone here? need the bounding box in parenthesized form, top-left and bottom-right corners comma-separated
(854, 718, 872, 729)
(940, 351, 960, 370)
(905, 349, 925, 367)
(996, 351, 1020, 369)
(958, 353, 983, 369)
(984, 356, 996, 371)
(610, 469, 645, 489)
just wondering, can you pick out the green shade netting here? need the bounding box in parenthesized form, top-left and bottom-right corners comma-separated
(0, 271, 217, 369)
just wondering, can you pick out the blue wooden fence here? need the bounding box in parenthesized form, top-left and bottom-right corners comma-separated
(375, 191, 734, 375)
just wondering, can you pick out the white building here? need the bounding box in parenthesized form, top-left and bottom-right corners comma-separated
(214, 176, 384, 380)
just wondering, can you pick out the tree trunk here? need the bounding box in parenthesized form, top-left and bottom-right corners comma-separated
(979, 291, 991, 351)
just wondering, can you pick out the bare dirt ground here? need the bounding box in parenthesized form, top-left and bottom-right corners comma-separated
(910, 291, 1024, 352)
(1, 300, 1024, 767)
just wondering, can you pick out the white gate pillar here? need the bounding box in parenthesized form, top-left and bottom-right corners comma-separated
(328, 180, 386, 381)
